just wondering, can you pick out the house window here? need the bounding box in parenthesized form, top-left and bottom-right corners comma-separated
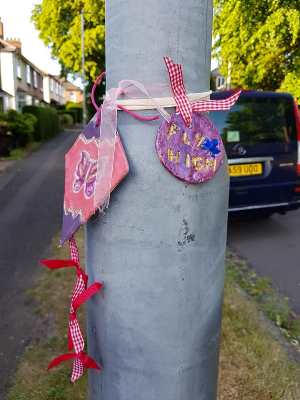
(16, 62, 22, 79)
(216, 76, 225, 89)
(69, 91, 76, 102)
(26, 94, 33, 105)
(50, 79, 54, 92)
(26, 65, 31, 84)
(33, 71, 38, 88)
(17, 93, 26, 111)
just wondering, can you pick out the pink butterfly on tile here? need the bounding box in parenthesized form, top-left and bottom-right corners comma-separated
(73, 151, 97, 198)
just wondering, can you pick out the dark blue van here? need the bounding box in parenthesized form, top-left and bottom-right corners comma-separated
(209, 90, 300, 216)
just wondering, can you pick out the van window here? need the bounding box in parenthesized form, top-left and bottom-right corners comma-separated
(210, 95, 297, 145)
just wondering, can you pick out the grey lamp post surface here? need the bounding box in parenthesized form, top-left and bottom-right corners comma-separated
(86, 1, 228, 399)
(81, 8, 87, 125)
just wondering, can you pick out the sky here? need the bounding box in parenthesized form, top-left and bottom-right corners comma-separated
(0, 0, 60, 75)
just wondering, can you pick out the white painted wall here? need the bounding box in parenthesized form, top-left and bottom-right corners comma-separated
(0, 52, 15, 96)
(43, 75, 65, 104)
(5, 94, 13, 110)
(43, 75, 50, 103)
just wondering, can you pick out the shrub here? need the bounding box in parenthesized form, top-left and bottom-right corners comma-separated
(0, 116, 11, 156)
(0, 110, 37, 147)
(66, 102, 83, 123)
(59, 112, 74, 127)
(22, 106, 60, 141)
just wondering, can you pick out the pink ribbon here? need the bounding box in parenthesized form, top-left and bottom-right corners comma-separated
(91, 74, 170, 212)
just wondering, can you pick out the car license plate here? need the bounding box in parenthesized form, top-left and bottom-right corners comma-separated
(229, 163, 263, 177)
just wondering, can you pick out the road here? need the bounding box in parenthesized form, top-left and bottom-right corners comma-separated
(0, 130, 77, 398)
(228, 211, 300, 315)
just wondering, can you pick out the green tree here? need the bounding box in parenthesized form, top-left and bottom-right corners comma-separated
(32, 0, 105, 80)
(213, 0, 300, 101)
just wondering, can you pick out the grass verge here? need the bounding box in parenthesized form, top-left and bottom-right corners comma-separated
(6, 142, 41, 160)
(7, 231, 87, 400)
(218, 254, 300, 399)
(6, 233, 300, 400)
(226, 250, 300, 346)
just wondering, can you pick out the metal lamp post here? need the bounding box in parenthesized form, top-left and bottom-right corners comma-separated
(81, 8, 87, 124)
(86, 1, 228, 399)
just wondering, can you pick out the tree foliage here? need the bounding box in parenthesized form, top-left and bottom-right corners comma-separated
(213, 0, 300, 101)
(32, 0, 105, 80)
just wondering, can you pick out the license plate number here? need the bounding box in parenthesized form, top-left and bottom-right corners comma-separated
(229, 163, 263, 177)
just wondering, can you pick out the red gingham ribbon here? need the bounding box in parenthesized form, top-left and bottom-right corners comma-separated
(41, 236, 103, 383)
(47, 351, 100, 371)
(164, 57, 193, 127)
(164, 57, 241, 127)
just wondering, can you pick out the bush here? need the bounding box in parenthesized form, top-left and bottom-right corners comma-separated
(59, 113, 74, 127)
(22, 106, 60, 141)
(0, 117, 12, 156)
(0, 110, 37, 147)
(66, 102, 83, 123)
(58, 110, 76, 125)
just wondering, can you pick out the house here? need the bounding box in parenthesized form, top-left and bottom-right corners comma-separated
(0, 18, 64, 112)
(0, 39, 13, 111)
(43, 73, 65, 105)
(60, 79, 83, 104)
(0, 36, 44, 111)
(211, 68, 227, 91)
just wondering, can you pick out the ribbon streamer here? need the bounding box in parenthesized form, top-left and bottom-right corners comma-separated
(43, 57, 241, 384)
(48, 351, 101, 371)
(91, 62, 240, 212)
(91, 75, 171, 213)
(41, 236, 103, 383)
(164, 56, 241, 127)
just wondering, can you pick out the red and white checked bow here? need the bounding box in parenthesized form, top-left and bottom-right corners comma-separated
(164, 56, 241, 127)
(41, 236, 103, 383)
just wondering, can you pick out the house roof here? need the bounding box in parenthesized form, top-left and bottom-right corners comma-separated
(0, 38, 44, 75)
(211, 68, 223, 77)
(0, 88, 12, 96)
(43, 73, 63, 84)
(60, 79, 82, 92)
(0, 38, 15, 52)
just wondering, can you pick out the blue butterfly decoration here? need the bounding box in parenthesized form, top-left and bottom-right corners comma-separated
(201, 138, 221, 158)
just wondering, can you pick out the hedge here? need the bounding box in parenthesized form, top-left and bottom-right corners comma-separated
(57, 102, 83, 123)
(0, 110, 37, 150)
(58, 109, 77, 124)
(66, 105, 83, 123)
(59, 113, 74, 127)
(22, 106, 60, 141)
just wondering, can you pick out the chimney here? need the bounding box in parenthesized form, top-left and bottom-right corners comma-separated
(0, 18, 3, 39)
(6, 38, 22, 53)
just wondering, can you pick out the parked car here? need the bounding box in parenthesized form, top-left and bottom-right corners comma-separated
(209, 90, 300, 216)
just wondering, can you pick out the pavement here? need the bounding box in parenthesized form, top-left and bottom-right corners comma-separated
(228, 211, 300, 315)
(0, 160, 15, 173)
(0, 130, 77, 398)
